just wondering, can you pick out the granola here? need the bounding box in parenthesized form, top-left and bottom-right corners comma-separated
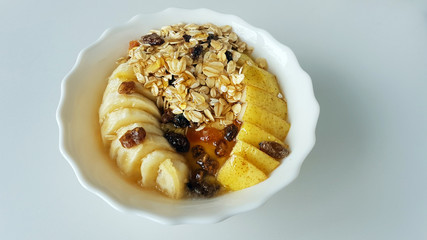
(126, 23, 253, 131)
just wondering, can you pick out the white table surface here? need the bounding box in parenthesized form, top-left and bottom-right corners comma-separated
(1, 0, 426, 239)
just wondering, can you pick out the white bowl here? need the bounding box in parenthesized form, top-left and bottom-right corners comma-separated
(56, 8, 319, 224)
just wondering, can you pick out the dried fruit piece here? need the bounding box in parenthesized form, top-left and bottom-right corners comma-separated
(187, 173, 220, 198)
(164, 132, 190, 152)
(183, 34, 191, 42)
(191, 145, 205, 158)
(214, 139, 227, 157)
(196, 153, 219, 174)
(128, 40, 140, 50)
(191, 168, 207, 183)
(191, 45, 203, 59)
(119, 127, 146, 148)
(206, 33, 217, 46)
(141, 33, 164, 45)
(168, 75, 176, 86)
(173, 114, 190, 128)
(259, 141, 290, 159)
(118, 81, 136, 94)
(225, 50, 233, 62)
(161, 109, 174, 123)
(224, 124, 238, 141)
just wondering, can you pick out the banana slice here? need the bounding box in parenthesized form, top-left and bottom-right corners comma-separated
(109, 124, 173, 180)
(156, 159, 189, 199)
(101, 108, 160, 146)
(103, 77, 156, 102)
(111, 62, 137, 80)
(104, 122, 163, 143)
(140, 150, 185, 187)
(99, 91, 161, 125)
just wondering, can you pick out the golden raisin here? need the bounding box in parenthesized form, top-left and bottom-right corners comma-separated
(119, 127, 146, 148)
(259, 141, 290, 159)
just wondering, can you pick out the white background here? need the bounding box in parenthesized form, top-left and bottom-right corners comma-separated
(1, 0, 426, 239)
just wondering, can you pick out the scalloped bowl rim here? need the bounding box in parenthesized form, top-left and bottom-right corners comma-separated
(56, 8, 319, 224)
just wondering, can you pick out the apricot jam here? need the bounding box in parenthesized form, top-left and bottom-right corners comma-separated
(184, 124, 240, 173)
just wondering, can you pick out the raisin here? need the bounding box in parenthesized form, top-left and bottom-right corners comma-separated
(224, 124, 238, 141)
(191, 168, 207, 183)
(214, 139, 227, 157)
(191, 145, 205, 158)
(206, 33, 218, 46)
(161, 109, 174, 123)
(187, 175, 220, 198)
(183, 34, 191, 42)
(225, 50, 233, 62)
(141, 33, 164, 45)
(259, 141, 290, 159)
(164, 132, 190, 152)
(168, 75, 176, 86)
(196, 153, 219, 174)
(117, 81, 136, 94)
(173, 114, 190, 128)
(119, 127, 146, 148)
(191, 45, 203, 59)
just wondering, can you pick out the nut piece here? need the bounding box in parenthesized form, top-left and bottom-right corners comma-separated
(164, 132, 190, 152)
(141, 33, 164, 45)
(224, 124, 238, 141)
(118, 81, 136, 94)
(214, 139, 227, 157)
(119, 127, 146, 148)
(259, 141, 290, 159)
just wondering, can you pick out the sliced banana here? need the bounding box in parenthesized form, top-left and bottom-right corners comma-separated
(103, 77, 156, 102)
(156, 159, 189, 199)
(106, 62, 156, 102)
(110, 132, 173, 180)
(140, 150, 186, 188)
(104, 122, 163, 144)
(99, 60, 191, 199)
(99, 91, 161, 125)
(110, 62, 137, 80)
(101, 108, 160, 146)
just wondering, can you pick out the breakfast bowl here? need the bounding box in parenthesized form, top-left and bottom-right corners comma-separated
(56, 8, 319, 224)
